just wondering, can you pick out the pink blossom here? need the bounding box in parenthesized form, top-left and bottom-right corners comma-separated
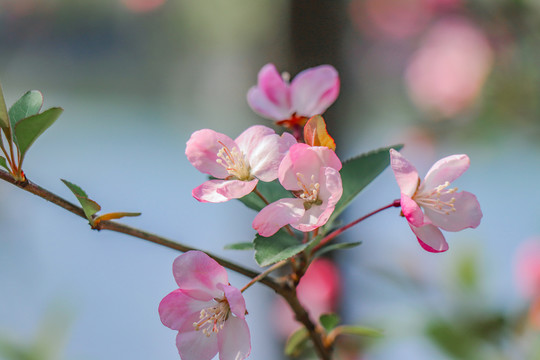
(186, 125, 296, 203)
(159, 251, 250, 360)
(247, 63, 340, 127)
(253, 143, 343, 237)
(405, 17, 493, 118)
(390, 149, 482, 252)
(272, 258, 341, 336)
(514, 237, 540, 298)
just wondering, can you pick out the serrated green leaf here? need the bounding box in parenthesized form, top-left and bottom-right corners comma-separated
(8, 90, 43, 131)
(326, 144, 403, 229)
(0, 80, 9, 130)
(320, 313, 340, 333)
(254, 231, 306, 267)
(237, 180, 293, 212)
(0, 156, 9, 171)
(284, 327, 309, 357)
(333, 325, 383, 338)
(14, 107, 63, 163)
(61, 179, 101, 221)
(224, 242, 254, 250)
(314, 241, 362, 257)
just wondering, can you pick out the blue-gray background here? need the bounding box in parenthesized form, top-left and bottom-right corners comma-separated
(1, 1, 539, 359)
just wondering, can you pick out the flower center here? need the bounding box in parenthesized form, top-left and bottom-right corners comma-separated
(216, 141, 252, 181)
(193, 297, 230, 337)
(414, 181, 458, 215)
(295, 173, 323, 210)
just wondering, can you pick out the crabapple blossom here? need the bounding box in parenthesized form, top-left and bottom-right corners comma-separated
(186, 125, 296, 202)
(247, 63, 340, 127)
(159, 251, 251, 360)
(390, 149, 482, 252)
(253, 143, 343, 237)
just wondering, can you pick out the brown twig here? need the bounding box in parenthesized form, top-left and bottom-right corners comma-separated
(0, 168, 332, 359)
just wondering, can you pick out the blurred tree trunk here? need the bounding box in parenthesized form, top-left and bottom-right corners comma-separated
(288, 0, 349, 133)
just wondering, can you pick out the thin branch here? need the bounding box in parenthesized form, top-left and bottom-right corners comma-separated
(312, 199, 401, 254)
(0, 169, 281, 292)
(240, 259, 288, 293)
(0, 169, 331, 358)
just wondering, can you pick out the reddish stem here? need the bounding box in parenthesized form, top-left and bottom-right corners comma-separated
(312, 199, 401, 254)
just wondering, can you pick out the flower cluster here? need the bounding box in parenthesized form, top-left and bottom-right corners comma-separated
(160, 63, 483, 359)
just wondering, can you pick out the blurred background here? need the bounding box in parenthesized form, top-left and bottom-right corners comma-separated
(1, 0, 540, 359)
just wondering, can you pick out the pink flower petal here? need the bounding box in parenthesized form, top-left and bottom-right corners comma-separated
(176, 329, 219, 360)
(247, 64, 292, 121)
(290, 65, 340, 117)
(253, 198, 305, 237)
(217, 316, 251, 360)
(422, 154, 470, 191)
(291, 167, 342, 232)
(235, 125, 296, 182)
(158, 289, 209, 331)
(221, 284, 246, 319)
(423, 191, 482, 231)
(186, 129, 237, 179)
(390, 149, 419, 197)
(193, 179, 258, 203)
(410, 223, 449, 252)
(401, 193, 424, 227)
(172, 251, 228, 301)
(279, 144, 341, 190)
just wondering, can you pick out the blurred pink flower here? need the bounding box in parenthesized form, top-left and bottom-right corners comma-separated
(514, 238, 540, 298)
(272, 258, 341, 336)
(120, 0, 167, 13)
(247, 63, 340, 127)
(186, 125, 296, 203)
(159, 251, 250, 360)
(405, 17, 493, 118)
(352, 0, 431, 40)
(390, 149, 482, 252)
(253, 143, 342, 237)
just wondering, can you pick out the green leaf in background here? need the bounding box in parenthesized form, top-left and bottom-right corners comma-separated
(0, 156, 9, 171)
(314, 241, 362, 258)
(320, 313, 340, 333)
(61, 179, 101, 222)
(224, 242, 254, 250)
(332, 325, 383, 338)
(237, 180, 293, 212)
(326, 144, 403, 229)
(0, 80, 10, 130)
(254, 230, 306, 267)
(8, 90, 43, 130)
(284, 327, 309, 357)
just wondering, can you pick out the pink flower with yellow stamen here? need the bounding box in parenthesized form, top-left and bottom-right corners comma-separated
(253, 143, 343, 237)
(390, 149, 482, 252)
(186, 125, 296, 203)
(159, 251, 251, 360)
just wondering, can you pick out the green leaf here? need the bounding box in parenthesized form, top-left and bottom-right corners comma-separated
(237, 180, 293, 212)
(14, 107, 63, 162)
(61, 179, 101, 222)
(254, 231, 306, 267)
(333, 325, 383, 338)
(0, 80, 10, 130)
(0, 156, 9, 171)
(8, 90, 43, 130)
(320, 313, 340, 333)
(284, 327, 309, 357)
(326, 144, 403, 228)
(224, 242, 254, 250)
(314, 241, 362, 257)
